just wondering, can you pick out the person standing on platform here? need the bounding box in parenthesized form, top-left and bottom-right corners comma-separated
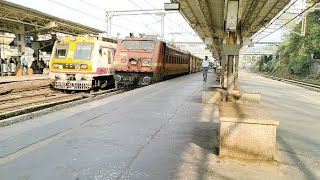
(202, 56, 209, 82)
(212, 59, 217, 74)
(21, 52, 29, 76)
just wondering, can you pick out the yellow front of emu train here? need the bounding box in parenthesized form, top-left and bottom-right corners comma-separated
(49, 36, 117, 90)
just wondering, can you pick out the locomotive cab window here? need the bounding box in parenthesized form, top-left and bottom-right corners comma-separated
(54, 43, 69, 59)
(122, 40, 154, 50)
(74, 42, 94, 60)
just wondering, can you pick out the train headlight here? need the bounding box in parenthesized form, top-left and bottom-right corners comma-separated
(53, 63, 59, 68)
(75, 74, 82, 81)
(130, 60, 137, 65)
(80, 64, 88, 69)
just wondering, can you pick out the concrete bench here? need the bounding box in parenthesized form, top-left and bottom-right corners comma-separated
(219, 102, 279, 161)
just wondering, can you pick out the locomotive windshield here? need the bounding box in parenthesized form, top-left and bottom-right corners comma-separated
(74, 42, 94, 60)
(122, 40, 154, 50)
(54, 43, 69, 59)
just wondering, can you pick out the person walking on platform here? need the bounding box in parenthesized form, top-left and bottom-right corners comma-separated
(202, 56, 209, 82)
(21, 52, 29, 76)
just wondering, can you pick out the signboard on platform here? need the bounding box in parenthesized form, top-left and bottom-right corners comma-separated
(225, 1, 239, 31)
(164, 3, 180, 11)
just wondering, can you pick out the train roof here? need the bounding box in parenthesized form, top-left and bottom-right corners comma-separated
(58, 36, 117, 44)
(119, 37, 190, 54)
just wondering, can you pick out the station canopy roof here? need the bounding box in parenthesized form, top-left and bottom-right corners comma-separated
(0, 1, 102, 36)
(177, 0, 291, 55)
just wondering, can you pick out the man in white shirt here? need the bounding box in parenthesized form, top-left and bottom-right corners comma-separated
(21, 52, 28, 76)
(202, 56, 209, 81)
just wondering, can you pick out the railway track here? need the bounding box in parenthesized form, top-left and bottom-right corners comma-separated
(263, 74, 320, 90)
(0, 88, 123, 122)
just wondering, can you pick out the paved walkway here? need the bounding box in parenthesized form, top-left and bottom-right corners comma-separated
(0, 71, 319, 180)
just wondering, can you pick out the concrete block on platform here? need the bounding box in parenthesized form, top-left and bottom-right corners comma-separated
(237, 92, 261, 104)
(201, 86, 222, 104)
(219, 102, 279, 161)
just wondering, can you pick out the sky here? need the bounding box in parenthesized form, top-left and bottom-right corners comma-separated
(7, 0, 202, 43)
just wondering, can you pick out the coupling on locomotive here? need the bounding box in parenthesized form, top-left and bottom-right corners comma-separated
(49, 36, 117, 90)
(49, 35, 202, 91)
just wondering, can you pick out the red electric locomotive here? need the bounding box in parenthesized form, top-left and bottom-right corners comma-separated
(112, 36, 190, 87)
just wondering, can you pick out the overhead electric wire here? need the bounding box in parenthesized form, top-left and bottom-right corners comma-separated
(142, 0, 194, 35)
(255, 1, 319, 42)
(141, 0, 194, 42)
(48, 0, 139, 33)
(79, 0, 151, 26)
(127, 0, 163, 37)
(251, 0, 300, 40)
(79, 0, 161, 36)
(128, 0, 159, 21)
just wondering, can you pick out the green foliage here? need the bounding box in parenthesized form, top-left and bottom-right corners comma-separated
(288, 55, 310, 75)
(255, 10, 320, 79)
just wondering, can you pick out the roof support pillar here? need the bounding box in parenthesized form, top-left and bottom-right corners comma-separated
(220, 53, 226, 89)
(221, 0, 240, 101)
(226, 32, 235, 96)
(234, 54, 239, 90)
(222, 32, 240, 101)
(14, 24, 25, 73)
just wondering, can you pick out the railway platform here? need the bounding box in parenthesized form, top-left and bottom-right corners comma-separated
(0, 72, 319, 179)
(0, 74, 51, 94)
(0, 74, 49, 84)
